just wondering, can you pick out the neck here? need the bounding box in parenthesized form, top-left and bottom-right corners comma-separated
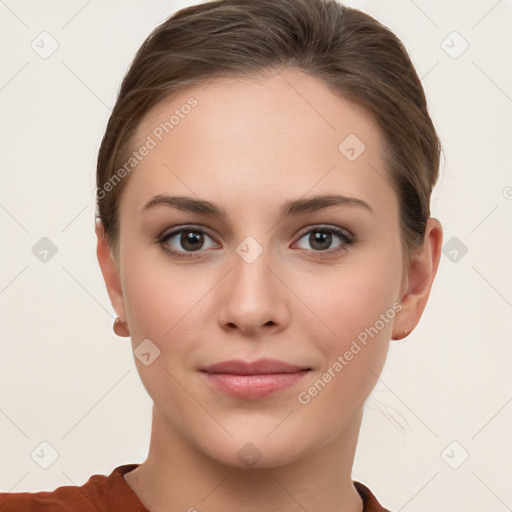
(125, 406, 365, 512)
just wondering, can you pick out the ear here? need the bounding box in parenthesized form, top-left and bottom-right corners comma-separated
(392, 218, 443, 340)
(95, 220, 126, 320)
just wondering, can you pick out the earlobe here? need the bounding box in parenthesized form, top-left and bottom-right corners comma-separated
(392, 218, 443, 340)
(95, 220, 126, 320)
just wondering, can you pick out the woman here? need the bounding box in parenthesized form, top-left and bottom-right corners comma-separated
(0, 0, 442, 510)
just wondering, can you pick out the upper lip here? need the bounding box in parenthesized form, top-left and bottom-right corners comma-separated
(200, 358, 311, 375)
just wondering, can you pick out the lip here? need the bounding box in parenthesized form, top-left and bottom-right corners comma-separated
(200, 358, 311, 400)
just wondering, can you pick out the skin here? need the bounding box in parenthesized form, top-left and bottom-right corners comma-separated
(96, 67, 442, 512)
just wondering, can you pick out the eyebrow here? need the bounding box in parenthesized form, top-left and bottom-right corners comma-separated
(142, 193, 373, 219)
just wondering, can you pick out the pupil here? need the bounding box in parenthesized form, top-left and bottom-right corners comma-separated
(311, 231, 331, 250)
(182, 231, 203, 251)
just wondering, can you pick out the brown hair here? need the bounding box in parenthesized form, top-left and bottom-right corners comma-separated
(95, 0, 440, 261)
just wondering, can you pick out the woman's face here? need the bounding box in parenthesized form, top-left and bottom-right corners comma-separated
(108, 68, 408, 467)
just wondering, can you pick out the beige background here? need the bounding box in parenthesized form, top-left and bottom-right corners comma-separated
(1, 1, 511, 510)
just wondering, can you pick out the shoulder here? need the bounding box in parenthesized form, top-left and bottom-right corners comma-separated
(0, 491, 68, 511)
(354, 481, 393, 512)
(0, 464, 143, 512)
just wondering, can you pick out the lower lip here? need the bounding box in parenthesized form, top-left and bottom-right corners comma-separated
(203, 371, 309, 399)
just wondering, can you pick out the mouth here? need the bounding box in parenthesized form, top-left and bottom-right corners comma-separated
(199, 358, 312, 400)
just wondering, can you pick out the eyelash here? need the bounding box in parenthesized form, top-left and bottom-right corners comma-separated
(157, 224, 355, 260)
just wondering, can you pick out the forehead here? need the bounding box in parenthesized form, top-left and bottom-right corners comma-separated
(121, 68, 396, 218)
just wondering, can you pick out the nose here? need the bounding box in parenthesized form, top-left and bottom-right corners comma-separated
(217, 242, 290, 337)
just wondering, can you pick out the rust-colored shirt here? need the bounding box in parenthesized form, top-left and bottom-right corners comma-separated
(0, 463, 391, 511)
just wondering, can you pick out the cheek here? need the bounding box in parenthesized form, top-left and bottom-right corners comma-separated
(292, 262, 401, 443)
(123, 265, 202, 340)
(120, 247, 219, 387)
(291, 241, 403, 405)
(300, 251, 403, 351)
(118, 227, 203, 330)
(119, 255, 207, 409)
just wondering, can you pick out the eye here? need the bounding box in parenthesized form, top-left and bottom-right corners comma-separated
(158, 226, 218, 258)
(294, 225, 354, 255)
(157, 224, 354, 259)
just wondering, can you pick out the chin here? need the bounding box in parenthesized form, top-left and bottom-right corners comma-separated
(195, 424, 315, 470)
(210, 442, 303, 470)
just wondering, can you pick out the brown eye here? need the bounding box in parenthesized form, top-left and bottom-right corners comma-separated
(309, 231, 333, 251)
(180, 231, 205, 251)
(295, 226, 353, 254)
(159, 226, 218, 257)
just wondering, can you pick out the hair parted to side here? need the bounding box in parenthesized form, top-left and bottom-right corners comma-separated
(95, 0, 441, 262)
